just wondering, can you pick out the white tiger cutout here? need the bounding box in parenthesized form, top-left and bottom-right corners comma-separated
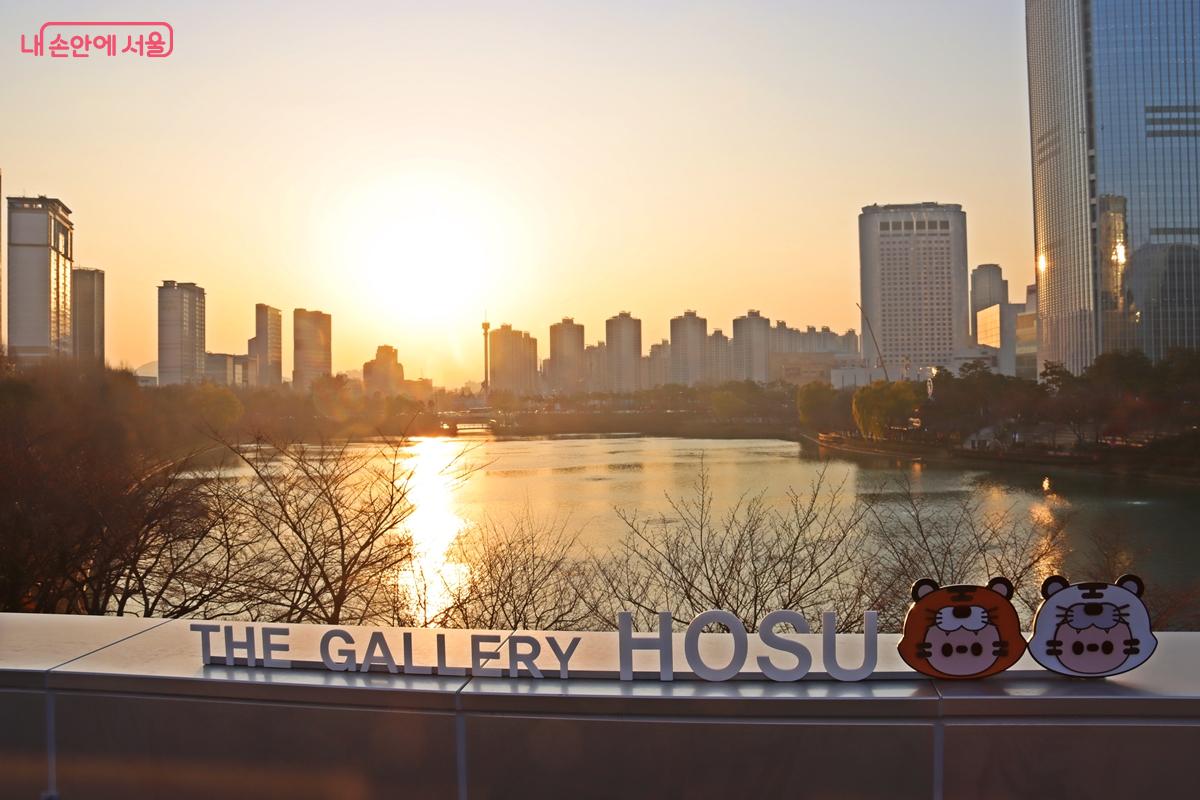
(1030, 574, 1157, 677)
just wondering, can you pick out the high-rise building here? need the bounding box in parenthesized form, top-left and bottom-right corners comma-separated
(158, 281, 206, 385)
(363, 345, 405, 396)
(669, 310, 707, 386)
(234, 354, 257, 388)
(970, 264, 1009, 341)
(488, 324, 538, 396)
(707, 329, 732, 384)
(247, 304, 282, 386)
(293, 308, 332, 391)
(976, 303, 1020, 377)
(7, 196, 73, 364)
(1027, 1, 1200, 372)
(71, 267, 104, 363)
(605, 312, 641, 393)
(548, 317, 585, 395)
(732, 310, 771, 383)
(859, 203, 969, 378)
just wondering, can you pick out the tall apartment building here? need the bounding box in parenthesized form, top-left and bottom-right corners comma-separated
(71, 267, 104, 363)
(548, 317, 585, 395)
(859, 202, 969, 378)
(158, 281, 206, 385)
(585, 342, 608, 393)
(248, 303, 282, 386)
(970, 264, 1009, 341)
(1027, 0, 1200, 372)
(707, 329, 732, 384)
(770, 321, 858, 355)
(605, 312, 641, 393)
(644, 340, 671, 389)
(669, 310, 707, 387)
(293, 308, 332, 391)
(7, 196, 73, 363)
(732, 310, 771, 382)
(488, 324, 538, 396)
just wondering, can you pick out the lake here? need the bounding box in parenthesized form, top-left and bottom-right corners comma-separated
(395, 435, 1200, 616)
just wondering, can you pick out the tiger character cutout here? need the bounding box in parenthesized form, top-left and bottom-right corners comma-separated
(1029, 574, 1157, 678)
(898, 577, 1026, 679)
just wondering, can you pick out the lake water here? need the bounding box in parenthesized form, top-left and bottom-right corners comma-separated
(396, 435, 1200, 612)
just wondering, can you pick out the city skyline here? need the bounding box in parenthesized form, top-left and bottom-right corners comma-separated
(0, 1, 1034, 384)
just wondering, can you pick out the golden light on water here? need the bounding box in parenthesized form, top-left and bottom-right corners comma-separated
(1042, 476, 1052, 493)
(397, 438, 473, 623)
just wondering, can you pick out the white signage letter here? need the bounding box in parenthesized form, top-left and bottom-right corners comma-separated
(618, 611, 674, 681)
(471, 634, 503, 677)
(360, 631, 400, 673)
(320, 629, 357, 672)
(223, 625, 257, 667)
(547, 636, 582, 679)
(507, 635, 543, 678)
(403, 631, 432, 675)
(684, 610, 748, 681)
(261, 627, 292, 669)
(756, 610, 813, 682)
(189, 623, 221, 664)
(822, 610, 878, 681)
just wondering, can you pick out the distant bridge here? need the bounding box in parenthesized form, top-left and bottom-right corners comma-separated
(438, 407, 499, 433)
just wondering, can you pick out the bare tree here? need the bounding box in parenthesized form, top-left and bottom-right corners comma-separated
(584, 467, 875, 632)
(429, 510, 591, 630)
(227, 437, 415, 625)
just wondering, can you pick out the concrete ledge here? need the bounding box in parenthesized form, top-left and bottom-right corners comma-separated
(2, 614, 1197, 799)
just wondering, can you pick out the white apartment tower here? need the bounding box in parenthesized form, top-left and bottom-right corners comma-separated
(732, 310, 771, 383)
(158, 281, 206, 385)
(859, 203, 969, 378)
(669, 310, 707, 386)
(605, 312, 642, 393)
(7, 196, 74, 363)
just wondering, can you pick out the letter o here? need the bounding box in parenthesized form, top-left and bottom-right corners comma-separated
(684, 610, 748, 681)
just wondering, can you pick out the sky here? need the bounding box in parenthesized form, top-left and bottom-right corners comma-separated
(0, 1, 1034, 386)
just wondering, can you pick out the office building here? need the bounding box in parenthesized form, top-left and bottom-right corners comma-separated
(488, 324, 538, 396)
(234, 354, 257, 388)
(669, 310, 707, 387)
(247, 304, 282, 386)
(976, 302, 1020, 377)
(605, 312, 641, 393)
(158, 281, 206, 385)
(363, 345, 405, 396)
(970, 264, 1009, 342)
(205, 353, 236, 385)
(1027, 0, 1200, 372)
(1016, 284, 1038, 381)
(859, 202, 970, 379)
(7, 196, 73, 363)
(548, 317, 586, 395)
(732, 310, 771, 383)
(71, 267, 104, 363)
(293, 308, 332, 391)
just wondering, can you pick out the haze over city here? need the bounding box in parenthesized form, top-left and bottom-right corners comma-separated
(0, 0, 1034, 384)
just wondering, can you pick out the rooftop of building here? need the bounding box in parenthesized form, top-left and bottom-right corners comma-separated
(861, 202, 963, 213)
(7, 195, 73, 219)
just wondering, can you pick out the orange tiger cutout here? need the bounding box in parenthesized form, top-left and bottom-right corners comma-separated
(898, 577, 1027, 679)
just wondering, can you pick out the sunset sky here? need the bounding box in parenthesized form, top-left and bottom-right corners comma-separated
(0, 1, 1033, 386)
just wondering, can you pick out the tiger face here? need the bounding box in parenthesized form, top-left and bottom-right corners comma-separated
(898, 577, 1026, 679)
(1029, 574, 1157, 677)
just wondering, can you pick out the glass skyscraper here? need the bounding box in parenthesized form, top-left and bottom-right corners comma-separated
(1026, 0, 1200, 373)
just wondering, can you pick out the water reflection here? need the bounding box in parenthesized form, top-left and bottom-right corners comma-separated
(398, 438, 472, 622)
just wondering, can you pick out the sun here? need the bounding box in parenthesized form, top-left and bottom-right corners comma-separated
(336, 171, 521, 326)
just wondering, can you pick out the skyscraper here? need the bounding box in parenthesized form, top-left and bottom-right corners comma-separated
(293, 308, 332, 391)
(970, 264, 1009, 341)
(158, 281, 206, 385)
(859, 203, 969, 378)
(7, 196, 73, 364)
(605, 312, 641, 393)
(1027, 1, 1200, 372)
(707, 329, 732, 384)
(732, 310, 771, 383)
(548, 317, 585, 395)
(247, 303, 282, 386)
(669, 310, 707, 386)
(363, 345, 405, 396)
(71, 267, 104, 363)
(488, 324, 538, 396)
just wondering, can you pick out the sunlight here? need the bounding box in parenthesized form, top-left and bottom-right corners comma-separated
(339, 170, 522, 327)
(398, 438, 473, 624)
